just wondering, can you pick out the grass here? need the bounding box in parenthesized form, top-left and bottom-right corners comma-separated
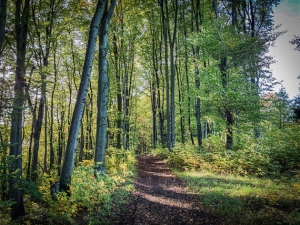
(177, 170, 300, 225)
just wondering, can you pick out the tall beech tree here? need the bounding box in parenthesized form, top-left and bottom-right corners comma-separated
(192, 0, 203, 147)
(59, 0, 106, 193)
(94, 0, 116, 176)
(160, 0, 178, 151)
(9, 0, 31, 218)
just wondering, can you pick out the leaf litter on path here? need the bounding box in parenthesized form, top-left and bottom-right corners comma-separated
(115, 155, 221, 225)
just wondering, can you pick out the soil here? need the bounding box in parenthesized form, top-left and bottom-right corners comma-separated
(115, 154, 221, 225)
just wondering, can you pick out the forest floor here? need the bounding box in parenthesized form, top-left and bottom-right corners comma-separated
(114, 154, 222, 225)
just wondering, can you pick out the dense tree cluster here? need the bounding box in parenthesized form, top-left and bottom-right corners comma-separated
(0, 0, 298, 221)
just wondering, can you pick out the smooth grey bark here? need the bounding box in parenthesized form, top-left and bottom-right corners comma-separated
(167, 0, 178, 150)
(49, 41, 58, 171)
(44, 103, 48, 172)
(160, 1, 171, 151)
(151, 32, 157, 148)
(160, 0, 178, 150)
(94, 0, 116, 176)
(112, 33, 122, 149)
(192, 0, 202, 147)
(0, 0, 7, 51)
(149, 9, 160, 148)
(151, 79, 157, 148)
(122, 58, 128, 150)
(160, 1, 171, 150)
(183, 20, 194, 144)
(59, 0, 106, 192)
(57, 109, 65, 176)
(9, 0, 30, 219)
(176, 61, 185, 143)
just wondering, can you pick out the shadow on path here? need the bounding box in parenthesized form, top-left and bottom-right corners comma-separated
(116, 155, 220, 225)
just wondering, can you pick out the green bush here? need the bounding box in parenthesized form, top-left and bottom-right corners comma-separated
(19, 149, 137, 224)
(259, 123, 300, 175)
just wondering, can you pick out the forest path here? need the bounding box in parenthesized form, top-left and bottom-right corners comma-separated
(116, 154, 220, 225)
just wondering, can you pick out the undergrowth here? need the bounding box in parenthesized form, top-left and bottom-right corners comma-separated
(153, 124, 300, 224)
(1, 148, 136, 225)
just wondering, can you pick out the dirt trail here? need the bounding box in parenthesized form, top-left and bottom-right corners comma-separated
(116, 154, 219, 225)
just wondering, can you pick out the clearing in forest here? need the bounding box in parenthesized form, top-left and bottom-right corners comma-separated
(115, 154, 220, 225)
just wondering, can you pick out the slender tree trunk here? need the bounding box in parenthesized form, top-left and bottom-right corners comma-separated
(176, 62, 185, 143)
(59, 0, 106, 192)
(113, 33, 123, 149)
(160, 0, 171, 151)
(122, 61, 128, 150)
(9, 0, 31, 219)
(192, 0, 202, 147)
(31, 88, 45, 181)
(49, 42, 58, 171)
(44, 104, 48, 173)
(194, 49, 202, 147)
(0, 0, 7, 51)
(127, 49, 134, 148)
(168, 0, 178, 150)
(26, 92, 37, 179)
(170, 43, 176, 149)
(183, 22, 194, 144)
(220, 57, 234, 149)
(94, 0, 116, 176)
(57, 109, 65, 176)
(151, 28, 158, 148)
(151, 80, 157, 148)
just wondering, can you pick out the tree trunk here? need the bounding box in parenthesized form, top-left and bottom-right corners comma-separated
(44, 104, 48, 173)
(94, 0, 116, 176)
(49, 42, 58, 171)
(122, 62, 128, 150)
(0, 0, 7, 51)
(151, 80, 157, 148)
(59, 0, 106, 192)
(176, 62, 185, 143)
(160, 0, 172, 151)
(183, 22, 194, 145)
(57, 110, 65, 176)
(9, 0, 31, 219)
(113, 33, 123, 149)
(192, 0, 202, 147)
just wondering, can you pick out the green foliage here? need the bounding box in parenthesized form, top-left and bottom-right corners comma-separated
(155, 122, 300, 177)
(152, 121, 300, 224)
(154, 139, 269, 177)
(106, 147, 137, 175)
(4, 150, 137, 224)
(0, 198, 13, 225)
(261, 123, 300, 174)
(166, 145, 204, 171)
